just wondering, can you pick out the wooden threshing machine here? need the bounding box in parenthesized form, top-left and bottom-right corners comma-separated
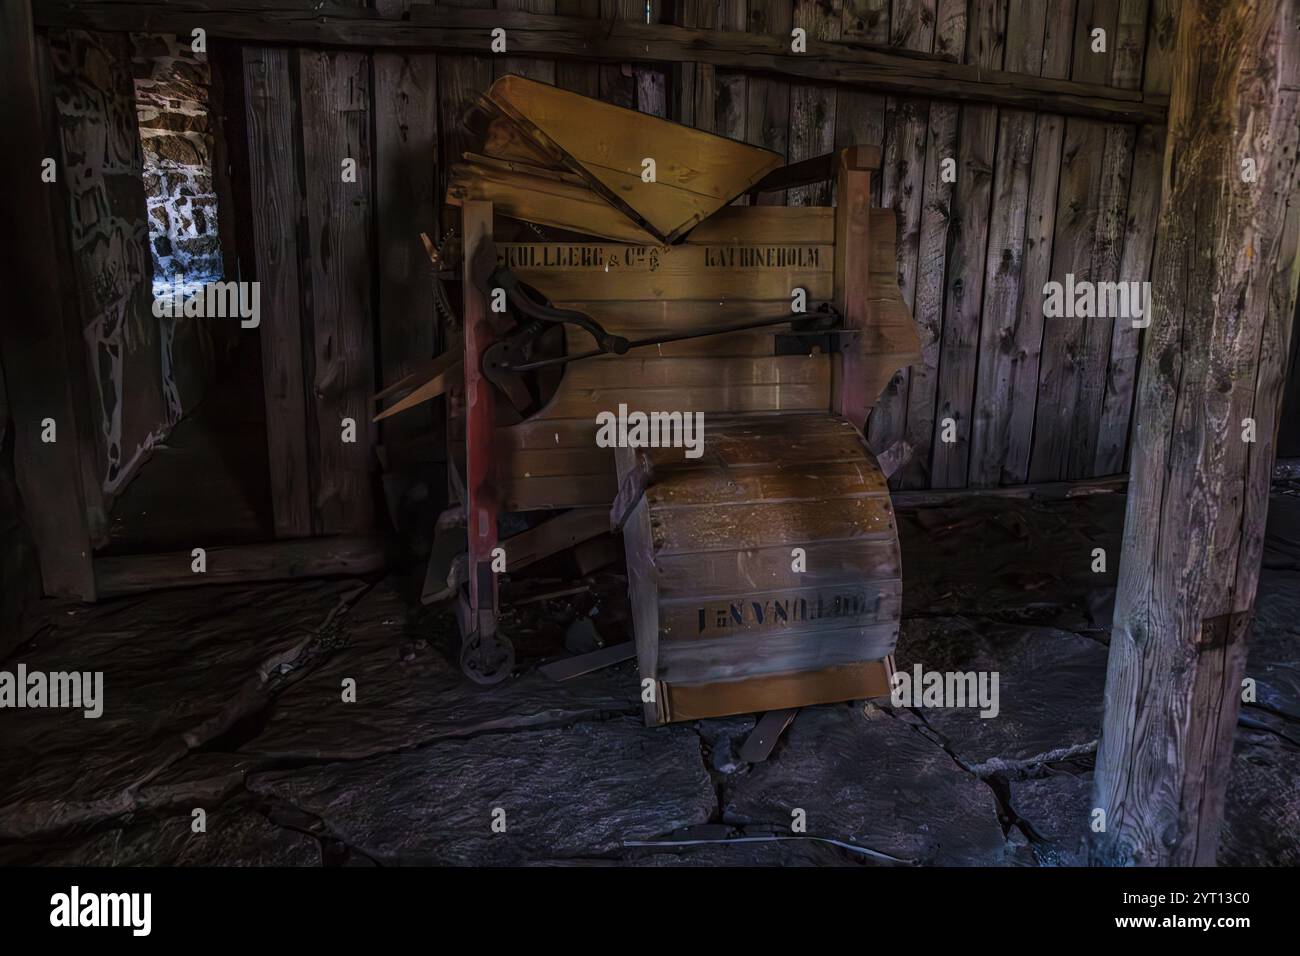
(377, 76, 921, 727)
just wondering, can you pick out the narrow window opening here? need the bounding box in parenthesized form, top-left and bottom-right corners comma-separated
(131, 34, 222, 300)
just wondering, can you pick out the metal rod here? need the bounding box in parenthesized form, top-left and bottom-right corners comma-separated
(502, 314, 807, 371)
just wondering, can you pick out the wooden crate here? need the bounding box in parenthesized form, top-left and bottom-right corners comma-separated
(614, 414, 901, 724)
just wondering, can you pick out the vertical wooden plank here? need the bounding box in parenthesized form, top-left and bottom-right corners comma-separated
(1091, 0, 1300, 866)
(374, 51, 439, 456)
(1000, 0, 1075, 484)
(299, 49, 376, 533)
(745, 0, 791, 203)
(556, 0, 600, 96)
(1067, 0, 1144, 477)
(48, 30, 170, 500)
(894, 0, 965, 488)
(836, 0, 889, 207)
(599, 0, 638, 108)
(671, 0, 717, 131)
(715, 0, 749, 143)
(0, 12, 95, 598)
(929, 0, 1004, 488)
(1093, 0, 1166, 475)
(436, 0, 494, 216)
(243, 46, 313, 538)
(966, 0, 1057, 485)
(1028, 0, 1120, 481)
(37, 36, 109, 550)
(866, 0, 934, 468)
(833, 147, 876, 433)
(788, 0, 843, 207)
(496, 0, 557, 84)
(636, 0, 669, 117)
(207, 42, 248, 289)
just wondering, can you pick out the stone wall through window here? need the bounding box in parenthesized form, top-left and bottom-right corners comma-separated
(131, 34, 221, 298)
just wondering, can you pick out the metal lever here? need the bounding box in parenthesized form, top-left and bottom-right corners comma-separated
(489, 266, 629, 356)
(503, 307, 848, 372)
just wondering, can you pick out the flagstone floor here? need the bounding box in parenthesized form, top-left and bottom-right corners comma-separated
(1, 490, 1296, 866)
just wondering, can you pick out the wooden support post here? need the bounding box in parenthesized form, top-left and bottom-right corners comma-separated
(461, 201, 499, 642)
(1091, 0, 1300, 866)
(0, 0, 95, 599)
(832, 146, 874, 434)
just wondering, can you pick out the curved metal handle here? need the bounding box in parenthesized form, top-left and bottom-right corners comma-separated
(488, 265, 629, 355)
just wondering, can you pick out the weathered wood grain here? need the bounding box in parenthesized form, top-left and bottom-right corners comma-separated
(745, 0, 792, 204)
(1068, 0, 1145, 477)
(554, 0, 598, 95)
(1093, 0, 1170, 475)
(598, 0, 636, 108)
(436, 0, 494, 216)
(896, 0, 966, 488)
(243, 47, 313, 537)
(34, 2, 1169, 124)
(929, 0, 1003, 488)
(787, 0, 842, 207)
(669, 0, 716, 131)
(618, 414, 902, 724)
(299, 49, 376, 533)
(498, 507, 609, 569)
(1001, 0, 1075, 484)
(1029, 0, 1121, 481)
(486, 74, 781, 241)
(661, 660, 893, 719)
(657, 621, 899, 684)
(865, 0, 934, 465)
(1091, 0, 1300, 866)
(618, 485, 663, 724)
(650, 495, 893, 555)
(714, 0, 748, 150)
(48, 30, 169, 500)
(967, 0, 1061, 486)
(94, 535, 388, 596)
(835, 0, 889, 207)
(0, 13, 96, 598)
(655, 536, 900, 597)
(446, 157, 659, 242)
(374, 50, 439, 459)
(496, 0, 556, 83)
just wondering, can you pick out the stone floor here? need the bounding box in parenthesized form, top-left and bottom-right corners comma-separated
(1, 489, 1297, 866)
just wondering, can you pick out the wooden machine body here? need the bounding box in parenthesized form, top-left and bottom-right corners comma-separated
(447, 78, 920, 722)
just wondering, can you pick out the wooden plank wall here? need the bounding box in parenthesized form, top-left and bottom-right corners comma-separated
(230, 0, 1166, 516)
(657, 0, 1160, 491)
(45, 30, 172, 503)
(243, 3, 443, 536)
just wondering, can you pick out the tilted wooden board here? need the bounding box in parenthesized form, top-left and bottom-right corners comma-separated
(485, 75, 783, 242)
(615, 414, 902, 725)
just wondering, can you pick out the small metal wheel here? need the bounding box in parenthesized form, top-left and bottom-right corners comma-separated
(460, 630, 515, 686)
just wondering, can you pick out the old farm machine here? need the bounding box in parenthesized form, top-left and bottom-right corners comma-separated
(376, 76, 920, 728)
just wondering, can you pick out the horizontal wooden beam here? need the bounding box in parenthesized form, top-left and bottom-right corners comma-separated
(94, 535, 389, 597)
(33, 2, 1166, 124)
(890, 475, 1128, 509)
